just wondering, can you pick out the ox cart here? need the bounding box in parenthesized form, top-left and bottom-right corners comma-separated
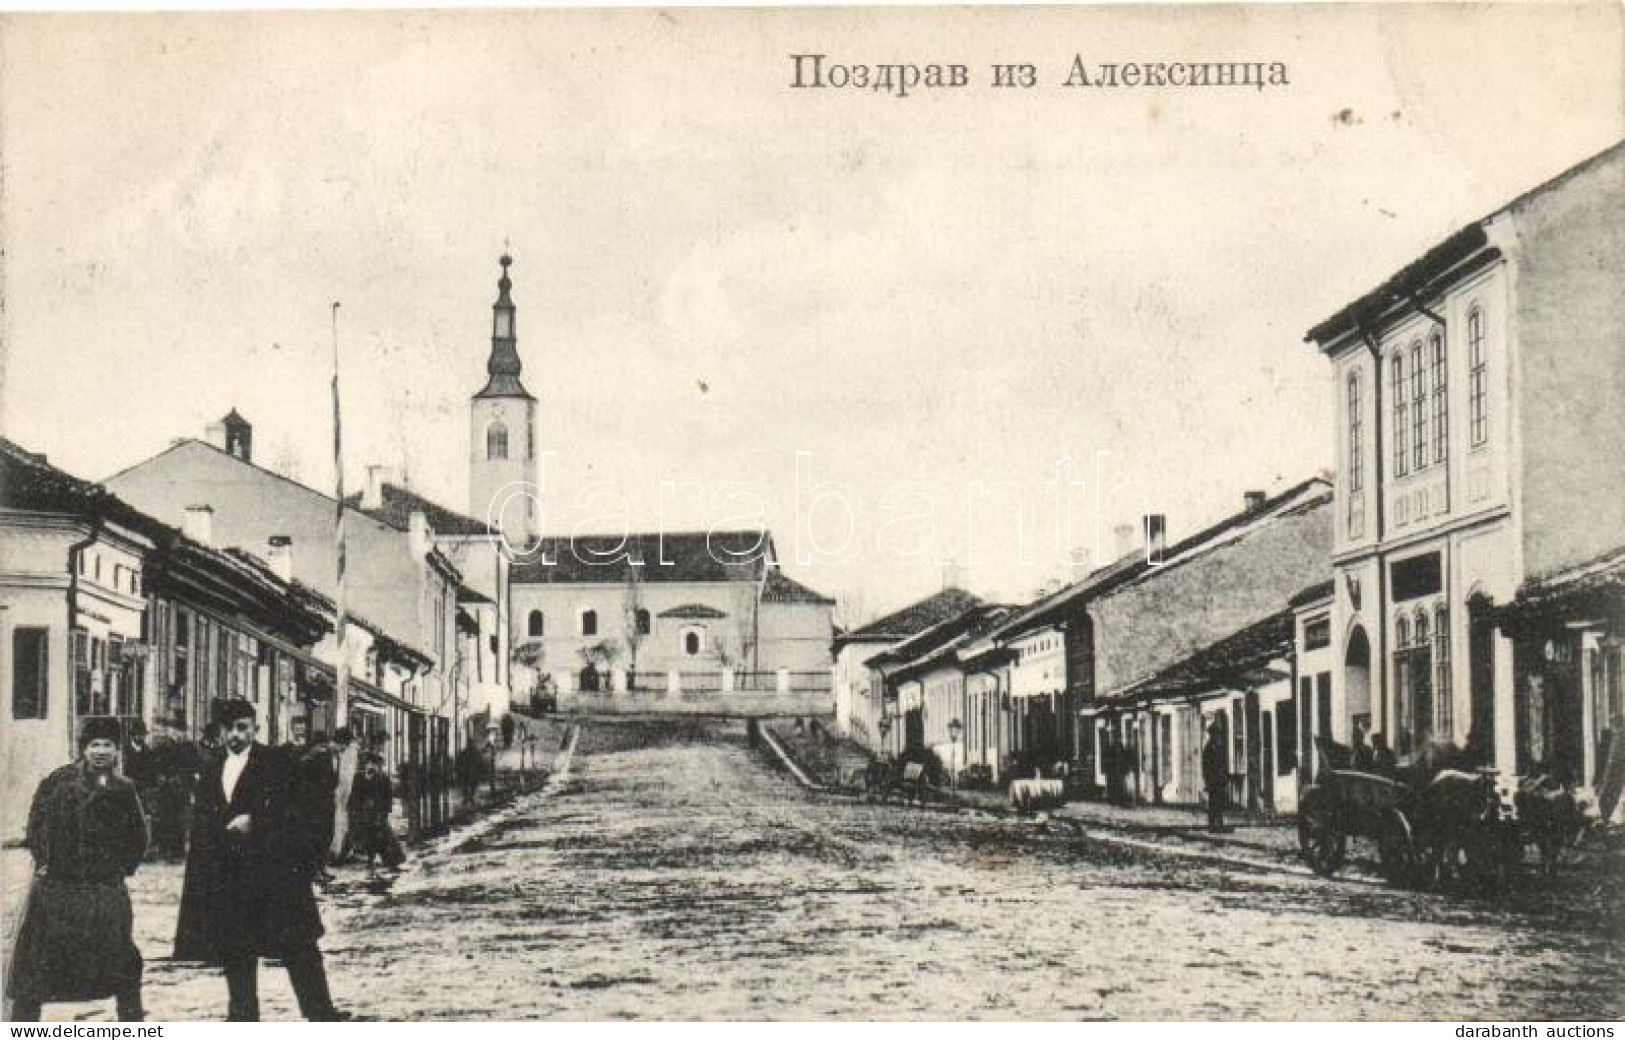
(1297, 740, 1521, 889)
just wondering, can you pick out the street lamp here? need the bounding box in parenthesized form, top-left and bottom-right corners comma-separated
(877, 714, 893, 759)
(947, 717, 963, 789)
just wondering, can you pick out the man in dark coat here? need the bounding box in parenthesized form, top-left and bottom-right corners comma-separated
(1202, 718, 1231, 833)
(6, 717, 148, 1021)
(172, 701, 345, 1021)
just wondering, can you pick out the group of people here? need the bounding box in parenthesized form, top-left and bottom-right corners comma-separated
(6, 703, 406, 1022)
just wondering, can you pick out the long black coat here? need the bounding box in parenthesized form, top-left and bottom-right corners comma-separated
(7, 763, 147, 1003)
(173, 744, 324, 962)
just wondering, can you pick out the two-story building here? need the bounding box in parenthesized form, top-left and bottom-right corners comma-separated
(105, 415, 461, 755)
(1303, 139, 1625, 786)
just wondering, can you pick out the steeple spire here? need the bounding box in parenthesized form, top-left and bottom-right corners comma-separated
(474, 252, 533, 400)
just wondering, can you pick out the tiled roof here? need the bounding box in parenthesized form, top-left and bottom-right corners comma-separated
(881, 605, 1015, 683)
(867, 604, 1011, 673)
(1, 437, 162, 536)
(1306, 140, 1625, 348)
(345, 483, 497, 537)
(658, 603, 728, 620)
(1498, 545, 1625, 633)
(511, 531, 774, 585)
(1289, 579, 1336, 610)
(990, 476, 1332, 640)
(761, 568, 835, 605)
(836, 587, 985, 648)
(1116, 611, 1296, 705)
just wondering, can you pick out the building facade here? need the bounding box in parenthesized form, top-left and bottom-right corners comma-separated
(1304, 140, 1625, 784)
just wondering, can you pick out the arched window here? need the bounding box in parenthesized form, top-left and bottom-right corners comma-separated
(1392, 354, 1409, 477)
(635, 609, 651, 636)
(1434, 605, 1452, 741)
(1412, 608, 1429, 646)
(1410, 341, 1427, 470)
(1396, 615, 1410, 648)
(580, 610, 598, 637)
(1429, 330, 1448, 464)
(486, 420, 509, 460)
(527, 610, 544, 638)
(684, 631, 701, 656)
(1467, 305, 1488, 447)
(1346, 371, 1363, 494)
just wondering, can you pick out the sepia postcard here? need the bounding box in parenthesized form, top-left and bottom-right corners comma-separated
(0, 2, 1622, 1024)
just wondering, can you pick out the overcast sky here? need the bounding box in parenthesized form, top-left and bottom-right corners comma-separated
(2, 6, 1621, 620)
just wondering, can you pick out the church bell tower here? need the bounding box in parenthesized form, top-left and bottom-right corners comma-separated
(469, 253, 538, 549)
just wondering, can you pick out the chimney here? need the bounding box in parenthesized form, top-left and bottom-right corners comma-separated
(183, 505, 214, 546)
(1144, 514, 1167, 565)
(408, 510, 432, 560)
(1112, 523, 1135, 560)
(1068, 548, 1092, 582)
(362, 465, 393, 511)
(265, 535, 294, 583)
(204, 420, 228, 451)
(1244, 490, 1267, 512)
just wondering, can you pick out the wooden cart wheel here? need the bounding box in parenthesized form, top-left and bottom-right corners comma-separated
(1298, 788, 1346, 877)
(1379, 810, 1435, 889)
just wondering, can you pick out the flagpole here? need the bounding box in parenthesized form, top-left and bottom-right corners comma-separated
(331, 301, 349, 730)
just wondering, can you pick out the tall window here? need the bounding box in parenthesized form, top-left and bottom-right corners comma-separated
(12, 628, 49, 719)
(486, 420, 509, 460)
(581, 610, 597, 637)
(1468, 306, 1488, 447)
(1347, 371, 1364, 493)
(635, 609, 651, 636)
(1392, 354, 1409, 476)
(1433, 605, 1452, 742)
(1430, 330, 1448, 465)
(1410, 341, 1427, 470)
(528, 610, 544, 638)
(1394, 610, 1434, 755)
(684, 631, 701, 656)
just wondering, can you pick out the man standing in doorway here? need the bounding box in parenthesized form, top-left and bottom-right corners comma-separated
(174, 701, 347, 1021)
(1202, 718, 1231, 834)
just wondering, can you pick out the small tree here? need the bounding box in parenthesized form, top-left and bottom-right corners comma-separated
(622, 555, 646, 680)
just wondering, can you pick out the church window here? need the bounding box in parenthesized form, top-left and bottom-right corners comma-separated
(528, 610, 544, 638)
(487, 421, 509, 460)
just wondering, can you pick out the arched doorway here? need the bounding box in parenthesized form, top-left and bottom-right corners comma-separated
(1345, 625, 1372, 738)
(578, 664, 601, 693)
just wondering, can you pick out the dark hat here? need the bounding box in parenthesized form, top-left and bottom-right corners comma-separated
(214, 700, 257, 726)
(78, 716, 122, 748)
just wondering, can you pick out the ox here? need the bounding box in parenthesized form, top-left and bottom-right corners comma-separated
(1413, 769, 1521, 888)
(1514, 776, 1601, 877)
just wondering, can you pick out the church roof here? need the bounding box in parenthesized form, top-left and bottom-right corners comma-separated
(761, 568, 835, 605)
(474, 253, 534, 400)
(511, 530, 775, 585)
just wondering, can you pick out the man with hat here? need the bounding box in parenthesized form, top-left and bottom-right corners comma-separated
(6, 717, 148, 1021)
(172, 700, 346, 1021)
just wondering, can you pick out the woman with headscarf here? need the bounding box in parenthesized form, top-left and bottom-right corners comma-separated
(5, 717, 148, 1021)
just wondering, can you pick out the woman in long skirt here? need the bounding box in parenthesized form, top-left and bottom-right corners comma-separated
(5, 717, 149, 1021)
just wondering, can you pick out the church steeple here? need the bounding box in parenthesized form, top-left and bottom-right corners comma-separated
(474, 253, 533, 400)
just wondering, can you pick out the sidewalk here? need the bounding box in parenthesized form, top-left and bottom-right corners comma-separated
(948, 786, 1315, 872)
